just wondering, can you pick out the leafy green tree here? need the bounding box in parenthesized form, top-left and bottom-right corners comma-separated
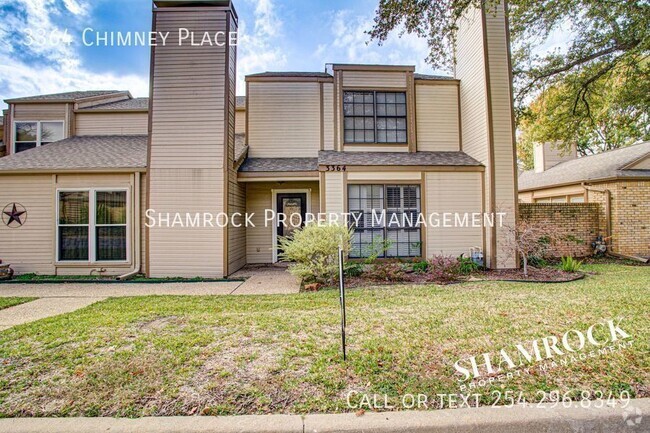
(518, 61, 650, 167)
(369, 0, 650, 157)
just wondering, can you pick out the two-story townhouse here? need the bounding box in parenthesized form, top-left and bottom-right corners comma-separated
(0, 0, 517, 278)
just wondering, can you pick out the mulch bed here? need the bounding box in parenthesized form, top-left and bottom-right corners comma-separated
(334, 267, 585, 289)
(475, 267, 585, 283)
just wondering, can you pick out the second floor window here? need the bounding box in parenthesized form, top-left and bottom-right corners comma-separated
(343, 91, 407, 144)
(14, 121, 64, 153)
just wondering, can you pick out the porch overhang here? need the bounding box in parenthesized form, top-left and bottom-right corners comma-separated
(237, 172, 319, 182)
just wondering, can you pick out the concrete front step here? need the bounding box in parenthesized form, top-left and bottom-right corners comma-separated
(2, 398, 648, 433)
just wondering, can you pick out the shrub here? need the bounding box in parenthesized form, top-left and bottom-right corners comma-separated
(527, 255, 548, 268)
(344, 262, 364, 278)
(362, 238, 394, 264)
(560, 256, 583, 272)
(412, 260, 429, 274)
(278, 224, 353, 284)
(364, 262, 406, 282)
(427, 255, 461, 282)
(457, 254, 480, 275)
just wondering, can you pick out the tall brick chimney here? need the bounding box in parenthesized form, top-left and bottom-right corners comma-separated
(454, 0, 518, 269)
(147, 0, 238, 277)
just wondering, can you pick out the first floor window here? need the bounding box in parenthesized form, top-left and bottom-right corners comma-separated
(348, 184, 421, 258)
(14, 121, 64, 153)
(58, 189, 128, 262)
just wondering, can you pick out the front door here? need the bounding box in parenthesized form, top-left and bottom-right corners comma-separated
(276, 193, 307, 258)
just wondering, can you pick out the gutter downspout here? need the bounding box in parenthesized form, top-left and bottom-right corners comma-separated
(582, 183, 612, 239)
(117, 172, 141, 281)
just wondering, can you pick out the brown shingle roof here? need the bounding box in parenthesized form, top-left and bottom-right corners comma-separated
(246, 72, 332, 79)
(518, 141, 650, 191)
(78, 98, 149, 111)
(0, 136, 147, 172)
(5, 90, 127, 103)
(318, 151, 483, 166)
(414, 73, 456, 81)
(239, 158, 318, 172)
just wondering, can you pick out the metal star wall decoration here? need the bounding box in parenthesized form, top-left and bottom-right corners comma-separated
(2, 203, 27, 228)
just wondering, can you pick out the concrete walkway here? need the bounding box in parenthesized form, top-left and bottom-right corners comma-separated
(0, 267, 300, 329)
(231, 265, 301, 295)
(0, 297, 105, 331)
(0, 281, 242, 298)
(1, 398, 647, 432)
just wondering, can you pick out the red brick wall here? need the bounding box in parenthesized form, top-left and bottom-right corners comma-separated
(519, 203, 600, 258)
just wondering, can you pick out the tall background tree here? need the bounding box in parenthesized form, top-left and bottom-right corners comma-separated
(369, 0, 650, 168)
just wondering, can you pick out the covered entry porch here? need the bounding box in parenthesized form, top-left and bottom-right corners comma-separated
(238, 157, 320, 264)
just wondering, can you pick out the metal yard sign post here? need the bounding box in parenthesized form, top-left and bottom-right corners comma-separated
(338, 246, 347, 361)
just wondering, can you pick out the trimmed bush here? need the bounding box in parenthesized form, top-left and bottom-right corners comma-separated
(278, 224, 353, 284)
(364, 262, 406, 282)
(427, 255, 461, 283)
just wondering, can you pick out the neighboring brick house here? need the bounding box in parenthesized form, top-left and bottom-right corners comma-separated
(519, 142, 650, 258)
(0, 0, 519, 278)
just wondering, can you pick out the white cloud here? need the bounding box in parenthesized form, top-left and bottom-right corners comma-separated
(0, 0, 149, 107)
(317, 10, 442, 75)
(236, 0, 287, 94)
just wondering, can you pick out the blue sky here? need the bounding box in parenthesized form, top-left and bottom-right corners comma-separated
(0, 0, 570, 110)
(0, 0, 448, 109)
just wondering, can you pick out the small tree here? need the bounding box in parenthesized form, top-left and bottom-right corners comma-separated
(503, 220, 555, 277)
(278, 223, 353, 285)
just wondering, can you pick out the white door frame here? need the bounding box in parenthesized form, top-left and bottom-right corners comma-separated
(271, 188, 311, 263)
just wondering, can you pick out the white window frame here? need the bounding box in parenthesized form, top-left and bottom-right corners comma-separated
(13, 120, 65, 153)
(56, 187, 131, 264)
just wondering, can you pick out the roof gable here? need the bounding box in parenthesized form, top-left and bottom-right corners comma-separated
(519, 141, 650, 191)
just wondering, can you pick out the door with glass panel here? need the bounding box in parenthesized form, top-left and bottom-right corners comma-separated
(276, 193, 307, 259)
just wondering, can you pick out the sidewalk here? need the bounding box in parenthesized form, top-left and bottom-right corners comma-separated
(2, 398, 648, 433)
(0, 297, 105, 331)
(0, 269, 300, 329)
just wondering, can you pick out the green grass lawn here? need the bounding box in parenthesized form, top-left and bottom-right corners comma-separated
(0, 264, 647, 417)
(0, 298, 36, 311)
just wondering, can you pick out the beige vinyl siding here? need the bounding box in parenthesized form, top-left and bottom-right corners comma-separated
(456, 7, 489, 171)
(485, 1, 517, 268)
(10, 103, 69, 155)
(455, 6, 493, 264)
(245, 182, 319, 264)
(147, 7, 231, 277)
(13, 103, 67, 121)
(520, 184, 585, 202)
(0, 174, 55, 274)
(75, 112, 148, 135)
(235, 109, 246, 134)
(324, 172, 344, 219)
(323, 83, 335, 151)
(415, 84, 460, 151)
(519, 191, 533, 203)
(227, 33, 246, 274)
(248, 82, 321, 158)
(341, 71, 407, 88)
(425, 172, 483, 258)
(0, 172, 140, 276)
(347, 172, 422, 181)
(628, 155, 650, 170)
(140, 174, 148, 273)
